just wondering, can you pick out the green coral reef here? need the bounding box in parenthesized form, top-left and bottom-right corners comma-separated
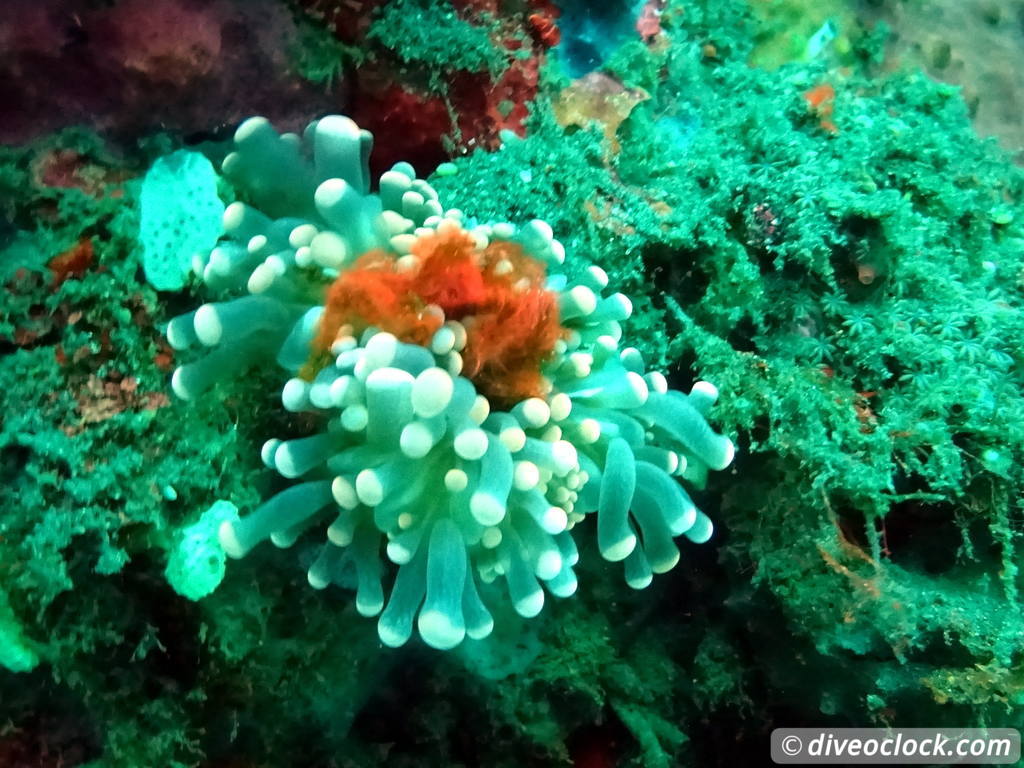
(2, 0, 1023, 765)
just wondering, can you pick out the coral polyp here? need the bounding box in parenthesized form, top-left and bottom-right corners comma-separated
(167, 115, 733, 649)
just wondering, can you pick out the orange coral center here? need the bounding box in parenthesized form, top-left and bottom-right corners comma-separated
(315, 227, 564, 405)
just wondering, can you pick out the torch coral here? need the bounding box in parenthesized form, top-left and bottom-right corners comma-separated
(167, 115, 733, 649)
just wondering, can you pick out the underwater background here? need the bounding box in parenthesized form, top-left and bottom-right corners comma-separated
(2, 0, 1024, 766)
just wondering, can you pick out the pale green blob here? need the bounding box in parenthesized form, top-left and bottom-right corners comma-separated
(140, 150, 225, 291)
(0, 588, 39, 673)
(165, 500, 239, 601)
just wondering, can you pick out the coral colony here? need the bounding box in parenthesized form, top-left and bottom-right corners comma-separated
(167, 115, 733, 649)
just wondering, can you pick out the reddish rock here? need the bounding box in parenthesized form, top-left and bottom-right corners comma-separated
(350, 77, 454, 176)
(0, 0, 332, 145)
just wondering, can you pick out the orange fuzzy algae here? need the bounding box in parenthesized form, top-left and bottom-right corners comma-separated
(803, 83, 837, 133)
(462, 239, 563, 404)
(318, 250, 443, 350)
(316, 227, 564, 404)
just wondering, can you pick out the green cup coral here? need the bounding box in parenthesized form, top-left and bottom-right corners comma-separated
(167, 115, 734, 649)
